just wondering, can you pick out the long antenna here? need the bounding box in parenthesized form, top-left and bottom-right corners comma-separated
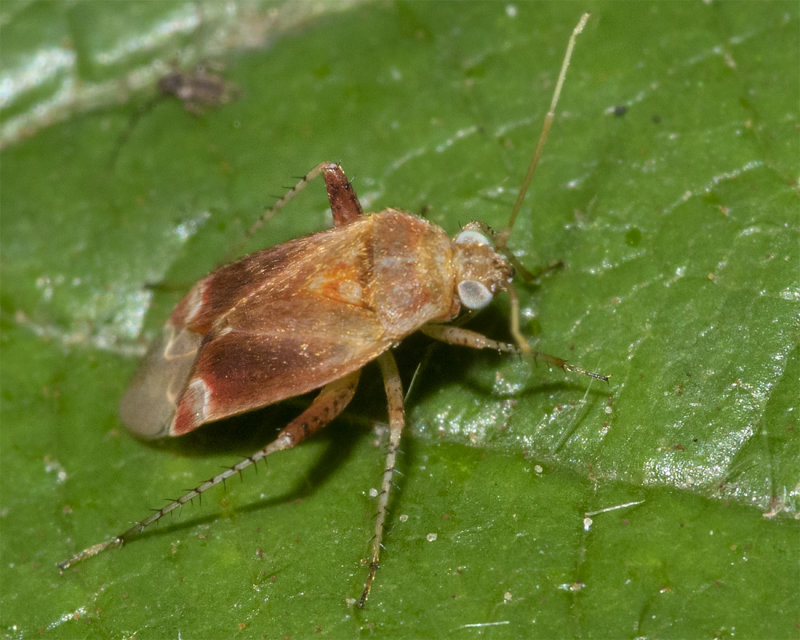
(497, 11, 590, 250)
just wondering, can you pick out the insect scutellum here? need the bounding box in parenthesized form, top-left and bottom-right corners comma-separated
(58, 12, 606, 608)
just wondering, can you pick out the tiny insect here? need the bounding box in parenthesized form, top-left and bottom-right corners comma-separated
(155, 63, 239, 115)
(60, 14, 604, 606)
(111, 63, 239, 164)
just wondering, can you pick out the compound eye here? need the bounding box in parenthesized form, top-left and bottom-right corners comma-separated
(455, 229, 490, 246)
(458, 280, 493, 310)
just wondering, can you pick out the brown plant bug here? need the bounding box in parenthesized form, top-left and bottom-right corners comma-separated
(59, 13, 604, 606)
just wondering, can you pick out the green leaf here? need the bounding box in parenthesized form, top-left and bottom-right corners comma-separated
(2, 1, 798, 638)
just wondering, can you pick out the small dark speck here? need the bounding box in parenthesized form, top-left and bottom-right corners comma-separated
(625, 227, 642, 247)
(614, 105, 627, 117)
(652, 114, 662, 124)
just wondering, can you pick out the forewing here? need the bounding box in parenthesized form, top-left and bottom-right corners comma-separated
(120, 218, 392, 438)
(171, 294, 389, 435)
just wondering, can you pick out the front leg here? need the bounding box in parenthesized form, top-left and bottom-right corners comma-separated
(421, 324, 608, 381)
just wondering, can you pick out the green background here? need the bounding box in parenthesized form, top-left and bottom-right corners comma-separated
(1, 1, 798, 638)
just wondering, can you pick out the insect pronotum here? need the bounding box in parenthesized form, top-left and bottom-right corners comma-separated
(59, 13, 604, 606)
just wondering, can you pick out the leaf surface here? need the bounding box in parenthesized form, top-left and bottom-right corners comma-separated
(2, 1, 798, 637)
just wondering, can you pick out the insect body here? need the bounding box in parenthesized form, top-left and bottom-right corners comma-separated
(156, 65, 238, 115)
(59, 14, 602, 606)
(119, 188, 513, 440)
(111, 64, 238, 166)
